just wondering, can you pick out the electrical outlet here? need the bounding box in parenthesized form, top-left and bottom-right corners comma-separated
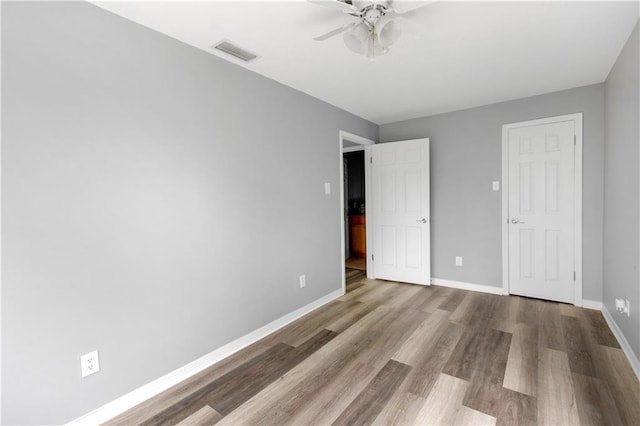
(615, 298, 631, 317)
(299, 274, 307, 288)
(80, 350, 100, 378)
(455, 256, 463, 267)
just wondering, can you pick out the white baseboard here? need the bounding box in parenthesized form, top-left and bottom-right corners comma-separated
(68, 288, 344, 425)
(601, 304, 640, 380)
(582, 299, 603, 310)
(430, 277, 505, 295)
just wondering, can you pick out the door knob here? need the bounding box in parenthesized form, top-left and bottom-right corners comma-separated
(416, 218, 428, 223)
(511, 218, 525, 224)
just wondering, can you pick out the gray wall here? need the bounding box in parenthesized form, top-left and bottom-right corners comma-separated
(604, 22, 640, 359)
(379, 84, 605, 300)
(1, 2, 377, 424)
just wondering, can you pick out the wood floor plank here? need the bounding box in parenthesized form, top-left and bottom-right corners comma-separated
(438, 288, 467, 311)
(141, 330, 337, 425)
(271, 300, 348, 347)
(218, 307, 394, 425)
(393, 286, 443, 315)
(448, 292, 476, 324)
(255, 304, 425, 426)
(415, 373, 469, 425)
(136, 342, 295, 426)
(537, 348, 580, 425)
(243, 330, 394, 425)
(392, 309, 451, 366)
(381, 283, 425, 309)
(354, 281, 399, 306)
(337, 279, 381, 303)
(572, 372, 623, 426)
(404, 320, 465, 398)
(558, 302, 579, 317)
(491, 296, 520, 334)
(561, 314, 597, 377)
(371, 390, 426, 426)
(495, 389, 537, 426)
(449, 292, 503, 328)
(462, 328, 512, 417)
(443, 324, 510, 382)
(579, 308, 621, 348)
(285, 361, 377, 425)
(175, 405, 222, 426)
(105, 331, 285, 425)
(502, 323, 538, 396)
(538, 300, 566, 351)
(515, 297, 541, 326)
(211, 329, 337, 415)
(332, 360, 411, 426)
(345, 267, 367, 285)
(591, 345, 640, 424)
(414, 286, 453, 313)
(324, 300, 377, 333)
(453, 405, 497, 425)
(358, 305, 427, 369)
(473, 293, 503, 319)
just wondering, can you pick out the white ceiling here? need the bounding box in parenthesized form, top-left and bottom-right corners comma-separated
(93, 1, 639, 125)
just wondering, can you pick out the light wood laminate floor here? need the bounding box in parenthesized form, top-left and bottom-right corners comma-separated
(107, 270, 640, 425)
(345, 257, 366, 271)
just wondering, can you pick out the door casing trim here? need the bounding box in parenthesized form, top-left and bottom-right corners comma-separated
(501, 113, 583, 305)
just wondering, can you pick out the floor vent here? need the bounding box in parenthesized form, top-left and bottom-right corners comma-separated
(211, 40, 259, 62)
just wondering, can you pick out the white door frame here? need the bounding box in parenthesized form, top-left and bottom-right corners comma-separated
(501, 113, 583, 305)
(339, 130, 375, 293)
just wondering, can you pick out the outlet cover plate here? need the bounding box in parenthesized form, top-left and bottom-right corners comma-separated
(80, 350, 100, 378)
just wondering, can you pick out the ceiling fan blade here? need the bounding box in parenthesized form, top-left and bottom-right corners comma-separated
(391, 0, 435, 15)
(308, 0, 358, 14)
(314, 22, 358, 41)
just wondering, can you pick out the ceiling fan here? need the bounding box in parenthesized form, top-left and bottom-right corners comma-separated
(310, 0, 432, 59)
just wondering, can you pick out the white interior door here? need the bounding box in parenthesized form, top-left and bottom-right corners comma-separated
(371, 138, 430, 285)
(507, 120, 575, 303)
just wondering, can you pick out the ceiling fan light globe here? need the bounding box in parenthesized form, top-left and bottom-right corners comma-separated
(378, 19, 401, 47)
(344, 23, 370, 54)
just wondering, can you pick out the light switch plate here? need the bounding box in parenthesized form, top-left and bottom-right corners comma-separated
(492, 181, 500, 191)
(324, 182, 331, 195)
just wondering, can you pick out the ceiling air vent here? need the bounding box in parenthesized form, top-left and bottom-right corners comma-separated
(211, 40, 259, 62)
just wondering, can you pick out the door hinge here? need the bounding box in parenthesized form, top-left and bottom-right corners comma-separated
(371, 254, 374, 261)
(574, 135, 576, 145)
(574, 271, 576, 280)
(370, 157, 373, 164)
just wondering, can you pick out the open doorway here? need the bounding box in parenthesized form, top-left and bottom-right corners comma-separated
(339, 131, 374, 292)
(344, 150, 366, 271)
